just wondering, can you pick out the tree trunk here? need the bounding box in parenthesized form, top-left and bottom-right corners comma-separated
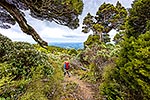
(0, 0, 48, 48)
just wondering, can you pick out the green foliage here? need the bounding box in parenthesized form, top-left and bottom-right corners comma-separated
(82, 2, 127, 43)
(0, 34, 75, 100)
(0, 0, 84, 47)
(0, 34, 55, 99)
(68, 49, 78, 56)
(146, 20, 150, 31)
(100, 0, 150, 99)
(33, 44, 68, 55)
(2, 43, 53, 79)
(84, 63, 97, 83)
(102, 33, 111, 43)
(13, 42, 34, 50)
(19, 77, 62, 100)
(126, 0, 150, 38)
(82, 13, 94, 33)
(101, 32, 150, 99)
(113, 31, 125, 44)
(92, 23, 104, 34)
(77, 42, 118, 83)
(0, 97, 10, 100)
(0, 34, 14, 62)
(84, 34, 101, 48)
(100, 62, 120, 100)
(62, 0, 83, 15)
(30, 47, 65, 100)
(1, 0, 84, 30)
(0, 63, 61, 100)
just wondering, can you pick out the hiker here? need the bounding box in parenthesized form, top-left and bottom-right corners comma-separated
(63, 60, 71, 77)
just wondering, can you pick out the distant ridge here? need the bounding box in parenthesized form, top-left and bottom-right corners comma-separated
(48, 42, 84, 50)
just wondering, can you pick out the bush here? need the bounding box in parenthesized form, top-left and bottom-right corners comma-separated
(13, 41, 34, 50)
(0, 33, 14, 62)
(77, 42, 117, 83)
(68, 49, 78, 56)
(100, 31, 150, 99)
(100, 0, 150, 98)
(84, 34, 101, 48)
(1, 41, 53, 79)
(0, 34, 54, 99)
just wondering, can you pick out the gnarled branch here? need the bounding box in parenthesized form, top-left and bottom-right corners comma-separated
(0, 0, 48, 48)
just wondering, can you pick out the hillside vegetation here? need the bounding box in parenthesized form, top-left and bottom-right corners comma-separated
(0, 0, 150, 100)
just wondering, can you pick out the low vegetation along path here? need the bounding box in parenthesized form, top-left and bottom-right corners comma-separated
(62, 75, 95, 100)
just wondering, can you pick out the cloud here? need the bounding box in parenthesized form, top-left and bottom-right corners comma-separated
(0, 24, 36, 42)
(40, 28, 65, 38)
(62, 35, 82, 38)
(0, 0, 133, 43)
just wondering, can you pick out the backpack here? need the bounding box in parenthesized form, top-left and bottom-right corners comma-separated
(64, 61, 70, 70)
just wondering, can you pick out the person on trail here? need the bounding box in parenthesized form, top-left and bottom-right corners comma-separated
(63, 60, 71, 77)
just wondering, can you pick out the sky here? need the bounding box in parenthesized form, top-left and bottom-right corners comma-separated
(0, 0, 134, 44)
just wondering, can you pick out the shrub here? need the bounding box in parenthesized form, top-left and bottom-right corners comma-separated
(100, 0, 150, 99)
(68, 49, 78, 56)
(84, 34, 101, 48)
(100, 31, 150, 99)
(2, 42, 53, 79)
(0, 34, 54, 99)
(13, 41, 34, 50)
(0, 33, 14, 62)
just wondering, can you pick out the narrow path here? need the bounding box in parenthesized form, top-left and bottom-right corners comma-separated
(62, 75, 95, 100)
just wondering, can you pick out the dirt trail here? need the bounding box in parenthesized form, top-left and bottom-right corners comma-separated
(63, 75, 95, 100)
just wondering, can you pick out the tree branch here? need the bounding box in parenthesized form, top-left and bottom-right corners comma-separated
(0, 0, 48, 48)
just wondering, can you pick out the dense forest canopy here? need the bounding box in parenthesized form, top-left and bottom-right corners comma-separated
(0, 0, 83, 47)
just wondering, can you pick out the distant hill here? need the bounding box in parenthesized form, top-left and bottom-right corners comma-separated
(48, 42, 84, 50)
